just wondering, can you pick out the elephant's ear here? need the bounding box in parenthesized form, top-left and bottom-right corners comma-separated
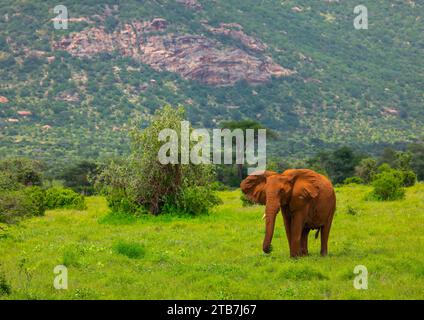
(282, 169, 319, 199)
(240, 170, 278, 205)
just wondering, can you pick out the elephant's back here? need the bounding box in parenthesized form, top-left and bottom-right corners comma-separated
(316, 174, 336, 216)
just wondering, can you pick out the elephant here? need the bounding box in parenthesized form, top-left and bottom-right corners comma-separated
(240, 169, 336, 257)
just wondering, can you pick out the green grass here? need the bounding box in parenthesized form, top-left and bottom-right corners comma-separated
(0, 184, 423, 299)
(113, 241, 146, 259)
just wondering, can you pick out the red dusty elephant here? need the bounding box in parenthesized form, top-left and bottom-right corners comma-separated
(240, 169, 336, 258)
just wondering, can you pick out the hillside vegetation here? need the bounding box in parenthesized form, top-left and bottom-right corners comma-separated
(0, 0, 423, 166)
(0, 184, 423, 299)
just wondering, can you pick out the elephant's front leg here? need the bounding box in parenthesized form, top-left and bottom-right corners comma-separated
(289, 213, 305, 258)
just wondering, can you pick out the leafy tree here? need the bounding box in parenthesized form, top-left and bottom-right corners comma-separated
(343, 176, 363, 185)
(408, 143, 424, 181)
(219, 120, 277, 180)
(266, 158, 292, 173)
(0, 158, 43, 187)
(306, 151, 330, 177)
(401, 170, 417, 187)
(378, 148, 397, 167)
(394, 151, 412, 171)
(355, 157, 378, 184)
(96, 105, 219, 215)
(308, 147, 361, 184)
(0, 171, 21, 192)
(59, 160, 99, 195)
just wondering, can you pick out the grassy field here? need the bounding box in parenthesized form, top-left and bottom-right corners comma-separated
(0, 184, 423, 300)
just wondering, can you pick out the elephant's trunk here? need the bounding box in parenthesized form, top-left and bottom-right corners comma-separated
(263, 213, 277, 253)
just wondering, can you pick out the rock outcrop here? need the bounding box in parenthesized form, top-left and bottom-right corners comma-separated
(53, 18, 294, 86)
(139, 34, 292, 86)
(203, 23, 267, 52)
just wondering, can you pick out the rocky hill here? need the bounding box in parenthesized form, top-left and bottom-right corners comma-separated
(0, 0, 423, 164)
(53, 17, 294, 86)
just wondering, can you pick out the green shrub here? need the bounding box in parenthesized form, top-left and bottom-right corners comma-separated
(343, 176, 363, 185)
(377, 163, 392, 173)
(401, 170, 416, 187)
(0, 188, 45, 224)
(106, 192, 145, 215)
(113, 241, 145, 259)
(210, 181, 229, 191)
(164, 186, 222, 215)
(23, 186, 46, 216)
(0, 171, 21, 191)
(375, 162, 416, 187)
(45, 187, 86, 210)
(371, 171, 405, 201)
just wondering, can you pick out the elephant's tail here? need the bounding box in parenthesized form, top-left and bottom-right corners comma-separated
(315, 228, 321, 239)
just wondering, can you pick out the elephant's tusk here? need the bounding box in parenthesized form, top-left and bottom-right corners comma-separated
(262, 213, 266, 220)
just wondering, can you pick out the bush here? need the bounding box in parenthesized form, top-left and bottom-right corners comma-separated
(377, 163, 392, 173)
(45, 187, 86, 210)
(163, 186, 222, 215)
(343, 176, 363, 185)
(106, 192, 146, 216)
(377, 163, 416, 187)
(210, 181, 229, 191)
(371, 171, 405, 201)
(0, 171, 21, 192)
(0, 188, 44, 224)
(401, 170, 416, 187)
(23, 186, 46, 216)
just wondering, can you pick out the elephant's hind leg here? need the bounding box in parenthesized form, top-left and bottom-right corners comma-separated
(300, 228, 310, 256)
(320, 223, 332, 256)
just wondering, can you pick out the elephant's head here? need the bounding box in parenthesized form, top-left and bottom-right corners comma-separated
(240, 169, 319, 253)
